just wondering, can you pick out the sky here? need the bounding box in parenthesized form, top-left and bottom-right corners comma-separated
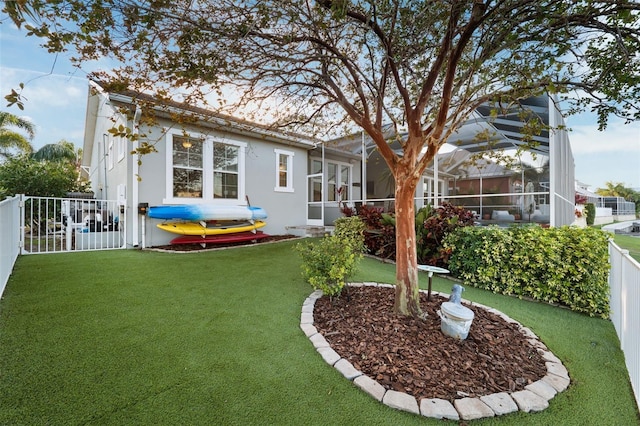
(1, 17, 639, 192)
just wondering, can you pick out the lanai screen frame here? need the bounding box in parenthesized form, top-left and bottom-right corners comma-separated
(327, 95, 575, 227)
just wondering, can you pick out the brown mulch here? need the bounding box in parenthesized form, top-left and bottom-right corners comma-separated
(313, 285, 548, 402)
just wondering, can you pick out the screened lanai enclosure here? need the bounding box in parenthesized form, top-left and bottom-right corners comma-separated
(319, 95, 575, 227)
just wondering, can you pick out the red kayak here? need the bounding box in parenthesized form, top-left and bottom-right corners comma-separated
(170, 231, 270, 245)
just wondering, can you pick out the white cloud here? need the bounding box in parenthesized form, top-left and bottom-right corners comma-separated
(567, 117, 640, 155)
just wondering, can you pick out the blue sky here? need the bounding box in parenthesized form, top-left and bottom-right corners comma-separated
(1, 18, 639, 192)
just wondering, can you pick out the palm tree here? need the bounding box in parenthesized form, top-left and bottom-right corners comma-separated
(32, 140, 78, 163)
(0, 111, 35, 158)
(596, 182, 635, 200)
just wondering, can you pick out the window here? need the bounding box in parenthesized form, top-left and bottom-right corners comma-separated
(274, 149, 294, 192)
(173, 136, 203, 198)
(327, 161, 351, 202)
(165, 131, 245, 204)
(213, 143, 239, 199)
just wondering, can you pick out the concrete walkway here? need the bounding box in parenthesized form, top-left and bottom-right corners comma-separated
(602, 220, 639, 233)
(301, 283, 570, 421)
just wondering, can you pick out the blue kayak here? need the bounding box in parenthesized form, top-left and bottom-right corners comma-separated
(148, 204, 267, 221)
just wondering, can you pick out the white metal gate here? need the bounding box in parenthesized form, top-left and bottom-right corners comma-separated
(20, 195, 126, 254)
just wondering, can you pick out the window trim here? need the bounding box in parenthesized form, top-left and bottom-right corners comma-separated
(274, 148, 294, 193)
(163, 130, 246, 205)
(325, 160, 352, 204)
(118, 135, 126, 162)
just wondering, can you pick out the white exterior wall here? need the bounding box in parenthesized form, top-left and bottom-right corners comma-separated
(128, 118, 311, 247)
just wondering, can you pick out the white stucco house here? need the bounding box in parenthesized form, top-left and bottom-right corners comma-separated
(82, 81, 576, 249)
(82, 80, 362, 248)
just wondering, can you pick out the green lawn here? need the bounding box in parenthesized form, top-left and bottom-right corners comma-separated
(0, 240, 638, 425)
(612, 234, 640, 262)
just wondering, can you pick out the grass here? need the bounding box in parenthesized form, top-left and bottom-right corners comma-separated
(612, 234, 640, 262)
(0, 240, 638, 425)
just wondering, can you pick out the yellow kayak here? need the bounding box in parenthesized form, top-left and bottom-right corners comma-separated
(157, 220, 266, 236)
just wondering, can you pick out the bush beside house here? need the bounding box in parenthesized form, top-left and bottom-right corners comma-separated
(443, 225, 611, 318)
(295, 216, 365, 298)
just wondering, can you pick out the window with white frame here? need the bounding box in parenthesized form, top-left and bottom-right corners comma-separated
(213, 143, 239, 199)
(172, 136, 203, 198)
(327, 161, 351, 202)
(274, 149, 294, 192)
(166, 131, 245, 203)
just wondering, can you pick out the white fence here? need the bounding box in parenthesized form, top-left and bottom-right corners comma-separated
(1, 206, 639, 407)
(609, 241, 640, 410)
(21, 196, 125, 255)
(0, 195, 21, 296)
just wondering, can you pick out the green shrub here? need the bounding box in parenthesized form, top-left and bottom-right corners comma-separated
(585, 203, 596, 226)
(334, 216, 366, 253)
(443, 225, 611, 317)
(295, 217, 365, 297)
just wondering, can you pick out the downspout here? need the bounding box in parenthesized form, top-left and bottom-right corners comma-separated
(548, 95, 558, 228)
(132, 105, 142, 247)
(102, 134, 109, 198)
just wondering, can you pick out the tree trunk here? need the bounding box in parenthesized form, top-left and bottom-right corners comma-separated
(393, 169, 422, 317)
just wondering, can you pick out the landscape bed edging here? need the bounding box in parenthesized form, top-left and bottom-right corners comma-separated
(300, 282, 570, 421)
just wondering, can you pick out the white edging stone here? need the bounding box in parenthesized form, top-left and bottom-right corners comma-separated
(511, 390, 549, 412)
(353, 375, 387, 402)
(454, 397, 495, 420)
(317, 347, 341, 366)
(334, 359, 363, 380)
(480, 392, 518, 416)
(542, 373, 570, 393)
(383, 390, 419, 414)
(303, 283, 570, 420)
(309, 333, 330, 349)
(420, 398, 460, 420)
(526, 379, 557, 401)
(300, 323, 317, 337)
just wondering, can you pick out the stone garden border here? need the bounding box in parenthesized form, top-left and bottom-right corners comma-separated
(300, 282, 570, 421)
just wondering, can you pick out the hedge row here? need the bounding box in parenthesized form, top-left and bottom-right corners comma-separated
(443, 225, 611, 318)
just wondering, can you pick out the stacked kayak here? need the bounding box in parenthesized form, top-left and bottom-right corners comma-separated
(148, 204, 269, 245)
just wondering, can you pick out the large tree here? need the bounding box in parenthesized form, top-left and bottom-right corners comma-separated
(6, 1, 639, 317)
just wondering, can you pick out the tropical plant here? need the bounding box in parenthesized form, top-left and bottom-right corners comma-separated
(416, 202, 475, 266)
(5, 1, 640, 317)
(0, 154, 82, 198)
(32, 140, 78, 163)
(0, 111, 35, 158)
(358, 204, 397, 260)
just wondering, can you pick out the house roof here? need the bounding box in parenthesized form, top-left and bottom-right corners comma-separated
(83, 80, 320, 154)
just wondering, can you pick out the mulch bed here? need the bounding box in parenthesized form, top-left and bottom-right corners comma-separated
(313, 285, 548, 402)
